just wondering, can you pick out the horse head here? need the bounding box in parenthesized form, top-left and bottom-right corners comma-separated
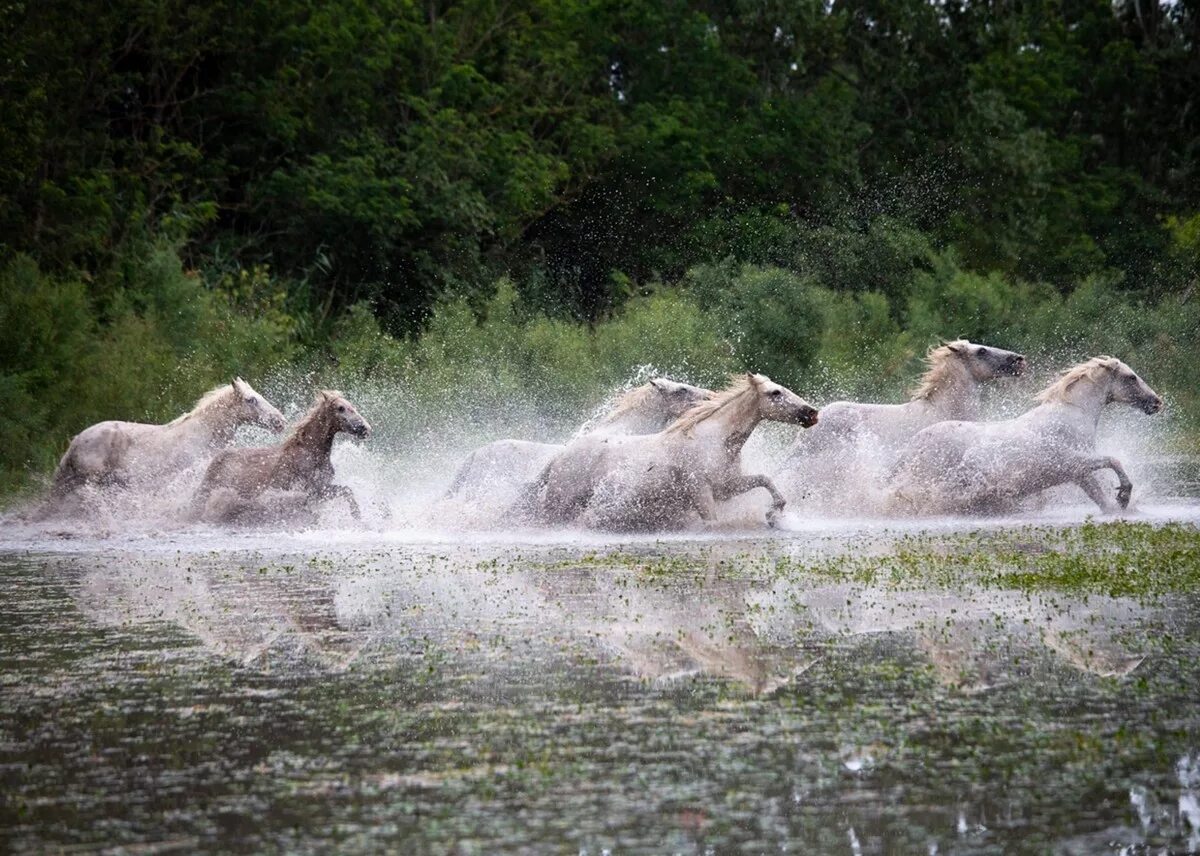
(232, 378, 287, 433)
(648, 377, 712, 418)
(944, 340, 1027, 382)
(748, 373, 819, 427)
(1100, 358, 1164, 414)
(321, 391, 372, 439)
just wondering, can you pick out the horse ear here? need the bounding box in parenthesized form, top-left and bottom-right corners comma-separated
(946, 341, 965, 354)
(649, 377, 668, 391)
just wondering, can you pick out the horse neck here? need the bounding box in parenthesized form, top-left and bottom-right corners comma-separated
(1055, 377, 1111, 425)
(922, 362, 979, 419)
(170, 395, 240, 446)
(283, 408, 337, 466)
(694, 393, 762, 459)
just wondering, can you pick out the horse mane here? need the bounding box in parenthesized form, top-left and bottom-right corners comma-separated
(666, 375, 758, 435)
(166, 384, 235, 426)
(594, 382, 658, 425)
(1035, 357, 1118, 403)
(909, 340, 970, 401)
(284, 390, 341, 443)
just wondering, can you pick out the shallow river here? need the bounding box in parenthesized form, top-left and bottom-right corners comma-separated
(2, 503, 1200, 854)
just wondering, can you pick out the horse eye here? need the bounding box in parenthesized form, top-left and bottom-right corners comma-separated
(769, 389, 783, 397)
(978, 348, 989, 357)
(337, 405, 346, 413)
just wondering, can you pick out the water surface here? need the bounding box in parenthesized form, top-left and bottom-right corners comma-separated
(2, 509, 1200, 853)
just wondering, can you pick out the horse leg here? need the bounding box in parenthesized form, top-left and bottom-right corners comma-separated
(715, 474, 787, 527)
(322, 484, 362, 520)
(1075, 456, 1133, 511)
(695, 483, 717, 523)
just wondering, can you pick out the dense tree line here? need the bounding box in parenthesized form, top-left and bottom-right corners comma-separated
(1, 0, 1198, 489)
(4, 0, 1197, 322)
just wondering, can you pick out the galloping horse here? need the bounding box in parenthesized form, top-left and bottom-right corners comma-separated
(191, 391, 371, 523)
(780, 340, 1026, 507)
(887, 356, 1163, 515)
(444, 377, 712, 506)
(516, 373, 819, 531)
(51, 378, 286, 499)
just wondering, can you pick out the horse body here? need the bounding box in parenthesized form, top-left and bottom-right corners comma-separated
(192, 391, 371, 524)
(522, 374, 819, 531)
(52, 378, 286, 497)
(445, 377, 712, 506)
(888, 357, 1162, 515)
(781, 341, 1026, 508)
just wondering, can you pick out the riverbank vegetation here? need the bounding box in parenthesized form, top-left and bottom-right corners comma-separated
(2, 0, 1198, 490)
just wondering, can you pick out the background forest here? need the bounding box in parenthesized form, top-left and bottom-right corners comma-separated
(1, 0, 1198, 491)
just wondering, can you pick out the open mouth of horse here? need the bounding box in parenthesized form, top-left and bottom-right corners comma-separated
(1005, 356, 1028, 376)
(799, 409, 819, 428)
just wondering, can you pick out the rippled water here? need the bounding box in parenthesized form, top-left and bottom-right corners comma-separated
(2, 505, 1200, 853)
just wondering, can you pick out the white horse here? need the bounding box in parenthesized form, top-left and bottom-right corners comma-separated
(516, 373, 819, 531)
(444, 377, 712, 505)
(51, 378, 286, 498)
(780, 340, 1026, 509)
(887, 356, 1163, 515)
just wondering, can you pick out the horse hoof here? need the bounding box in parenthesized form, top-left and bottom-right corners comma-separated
(1116, 486, 1132, 509)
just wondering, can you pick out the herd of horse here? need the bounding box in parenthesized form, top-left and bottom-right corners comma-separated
(41, 342, 1164, 530)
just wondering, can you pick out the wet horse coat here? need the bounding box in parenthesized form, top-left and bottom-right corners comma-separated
(518, 374, 819, 531)
(444, 378, 712, 507)
(887, 357, 1163, 515)
(780, 340, 1026, 509)
(51, 378, 286, 499)
(192, 391, 371, 523)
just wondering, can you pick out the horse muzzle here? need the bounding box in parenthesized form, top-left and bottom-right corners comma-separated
(1006, 355, 1028, 376)
(798, 407, 819, 428)
(351, 423, 372, 439)
(1142, 396, 1164, 415)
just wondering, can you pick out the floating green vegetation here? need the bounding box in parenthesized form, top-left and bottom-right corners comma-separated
(773, 522, 1200, 600)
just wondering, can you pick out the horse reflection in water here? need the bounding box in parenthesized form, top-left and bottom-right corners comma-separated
(73, 543, 1153, 699)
